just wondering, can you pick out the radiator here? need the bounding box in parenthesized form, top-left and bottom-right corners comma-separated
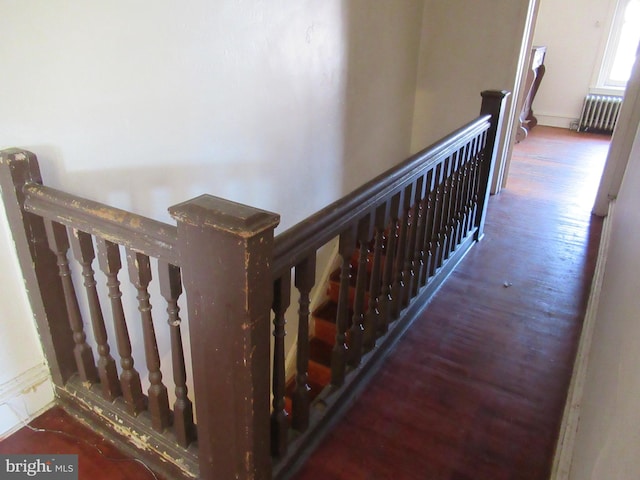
(577, 94, 623, 134)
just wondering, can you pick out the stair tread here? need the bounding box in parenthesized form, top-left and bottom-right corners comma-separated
(329, 265, 374, 287)
(284, 355, 332, 403)
(308, 360, 331, 391)
(313, 300, 337, 322)
(309, 336, 333, 366)
(313, 300, 353, 323)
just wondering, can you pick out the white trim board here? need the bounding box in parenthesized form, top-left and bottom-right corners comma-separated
(535, 113, 577, 129)
(550, 199, 616, 480)
(0, 363, 54, 439)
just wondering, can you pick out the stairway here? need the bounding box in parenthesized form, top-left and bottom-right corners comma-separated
(285, 244, 378, 415)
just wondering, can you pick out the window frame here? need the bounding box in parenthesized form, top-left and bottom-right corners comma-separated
(595, 0, 639, 92)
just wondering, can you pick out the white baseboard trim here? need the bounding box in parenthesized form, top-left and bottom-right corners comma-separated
(536, 113, 577, 129)
(550, 199, 616, 480)
(0, 363, 54, 439)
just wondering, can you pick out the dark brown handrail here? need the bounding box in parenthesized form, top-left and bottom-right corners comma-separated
(270, 91, 510, 478)
(0, 90, 510, 480)
(22, 183, 179, 265)
(1, 148, 198, 478)
(272, 114, 491, 277)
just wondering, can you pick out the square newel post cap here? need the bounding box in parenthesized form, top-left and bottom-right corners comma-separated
(169, 194, 280, 238)
(0, 148, 36, 163)
(481, 90, 511, 100)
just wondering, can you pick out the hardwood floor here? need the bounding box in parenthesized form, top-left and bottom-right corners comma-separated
(0, 126, 609, 480)
(0, 406, 163, 479)
(292, 126, 609, 480)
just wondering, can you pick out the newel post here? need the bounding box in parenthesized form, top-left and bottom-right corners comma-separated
(169, 194, 280, 480)
(0, 149, 75, 386)
(475, 90, 511, 241)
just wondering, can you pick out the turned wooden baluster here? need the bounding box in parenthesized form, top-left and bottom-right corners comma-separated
(410, 173, 429, 298)
(391, 184, 414, 319)
(419, 170, 436, 287)
(403, 176, 424, 306)
(454, 144, 469, 242)
(437, 160, 450, 267)
(363, 204, 387, 351)
(44, 220, 98, 384)
(271, 272, 290, 457)
(348, 215, 371, 368)
(378, 193, 400, 334)
(468, 134, 485, 233)
(96, 239, 146, 415)
(69, 229, 121, 400)
(331, 227, 356, 387)
(427, 163, 445, 279)
(456, 139, 475, 243)
(443, 152, 461, 259)
(462, 137, 478, 236)
(458, 141, 472, 238)
(460, 141, 477, 240)
(450, 148, 467, 251)
(126, 249, 170, 432)
(158, 261, 195, 448)
(448, 151, 461, 252)
(462, 139, 479, 241)
(436, 157, 455, 268)
(292, 255, 315, 432)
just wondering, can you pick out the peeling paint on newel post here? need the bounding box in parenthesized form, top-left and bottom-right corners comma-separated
(0, 149, 76, 387)
(169, 194, 280, 480)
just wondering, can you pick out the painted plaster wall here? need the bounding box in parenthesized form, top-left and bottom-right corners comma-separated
(0, 218, 43, 384)
(0, 0, 423, 434)
(411, 0, 532, 149)
(410, 0, 536, 193)
(532, 0, 618, 128)
(565, 55, 640, 480)
(0, 204, 53, 436)
(568, 122, 640, 480)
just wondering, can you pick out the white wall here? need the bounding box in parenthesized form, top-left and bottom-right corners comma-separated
(0, 0, 423, 435)
(557, 49, 640, 480)
(412, 0, 528, 145)
(532, 0, 618, 128)
(341, 3, 423, 192)
(0, 204, 54, 437)
(411, 0, 537, 191)
(567, 119, 640, 480)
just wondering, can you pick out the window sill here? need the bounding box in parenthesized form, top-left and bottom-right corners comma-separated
(589, 86, 626, 96)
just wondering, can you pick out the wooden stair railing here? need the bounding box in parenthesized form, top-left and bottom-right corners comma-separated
(268, 90, 509, 478)
(0, 159, 201, 479)
(0, 90, 508, 480)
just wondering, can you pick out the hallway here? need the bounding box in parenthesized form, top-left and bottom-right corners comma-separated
(292, 126, 609, 479)
(0, 126, 610, 480)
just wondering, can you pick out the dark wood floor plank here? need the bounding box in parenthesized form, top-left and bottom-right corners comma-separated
(293, 127, 609, 480)
(0, 406, 163, 479)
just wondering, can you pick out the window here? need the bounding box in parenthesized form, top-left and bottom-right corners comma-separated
(598, 0, 640, 90)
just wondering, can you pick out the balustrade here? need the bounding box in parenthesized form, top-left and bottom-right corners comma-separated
(0, 90, 509, 480)
(271, 272, 291, 458)
(158, 261, 195, 447)
(96, 238, 146, 415)
(45, 220, 98, 385)
(292, 256, 315, 432)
